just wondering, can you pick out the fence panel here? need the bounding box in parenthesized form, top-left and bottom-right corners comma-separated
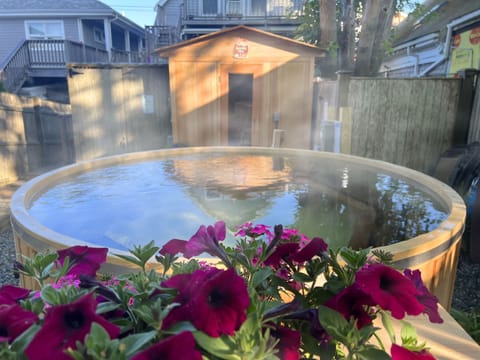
(0, 93, 73, 184)
(346, 78, 461, 174)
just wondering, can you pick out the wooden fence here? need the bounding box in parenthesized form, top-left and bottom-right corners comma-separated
(67, 64, 171, 161)
(315, 75, 470, 174)
(0, 93, 73, 184)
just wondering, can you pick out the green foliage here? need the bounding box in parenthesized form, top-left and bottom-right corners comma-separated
(451, 308, 480, 344)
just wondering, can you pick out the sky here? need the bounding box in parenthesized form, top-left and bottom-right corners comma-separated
(101, 1, 158, 27)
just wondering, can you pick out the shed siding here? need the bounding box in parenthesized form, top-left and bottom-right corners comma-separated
(164, 28, 319, 149)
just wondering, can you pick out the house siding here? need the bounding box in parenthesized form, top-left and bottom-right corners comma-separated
(0, 18, 82, 67)
(157, 0, 183, 27)
(0, 19, 28, 66)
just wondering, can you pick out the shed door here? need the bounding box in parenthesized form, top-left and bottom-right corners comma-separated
(220, 64, 262, 146)
(228, 74, 253, 145)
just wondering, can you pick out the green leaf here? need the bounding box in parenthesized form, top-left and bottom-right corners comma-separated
(317, 305, 350, 336)
(355, 347, 391, 360)
(114, 254, 143, 268)
(40, 285, 61, 305)
(10, 324, 41, 354)
(292, 271, 312, 283)
(251, 267, 274, 288)
(122, 331, 157, 358)
(96, 301, 121, 315)
(89, 322, 111, 344)
(194, 332, 241, 360)
(380, 310, 396, 343)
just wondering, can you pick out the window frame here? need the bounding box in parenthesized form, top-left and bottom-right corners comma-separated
(93, 27, 105, 44)
(24, 20, 65, 40)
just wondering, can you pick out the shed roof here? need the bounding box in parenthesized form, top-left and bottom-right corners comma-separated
(394, 0, 480, 45)
(156, 25, 326, 58)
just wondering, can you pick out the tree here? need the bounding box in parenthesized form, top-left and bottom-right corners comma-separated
(295, 0, 420, 77)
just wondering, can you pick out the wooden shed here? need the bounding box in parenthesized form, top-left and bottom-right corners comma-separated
(156, 25, 325, 148)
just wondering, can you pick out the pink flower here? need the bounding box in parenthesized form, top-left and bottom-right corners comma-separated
(25, 294, 120, 360)
(325, 285, 375, 329)
(183, 221, 226, 258)
(0, 285, 30, 305)
(160, 221, 230, 264)
(235, 222, 273, 239)
(161, 268, 250, 337)
(56, 246, 108, 277)
(391, 344, 436, 360)
(355, 264, 424, 319)
(270, 325, 301, 360)
(158, 239, 187, 256)
(131, 331, 202, 360)
(403, 269, 443, 324)
(0, 304, 38, 343)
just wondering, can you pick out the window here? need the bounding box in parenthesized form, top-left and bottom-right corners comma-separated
(93, 27, 105, 44)
(25, 20, 64, 39)
(202, 0, 218, 15)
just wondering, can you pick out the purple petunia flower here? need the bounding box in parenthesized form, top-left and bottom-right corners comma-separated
(403, 269, 443, 324)
(290, 237, 328, 263)
(0, 285, 31, 305)
(131, 331, 202, 360)
(183, 221, 226, 258)
(264, 243, 300, 267)
(25, 294, 120, 360)
(355, 263, 424, 320)
(0, 304, 38, 343)
(158, 239, 187, 256)
(270, 325, 301, 360)
(56, 246, 108, 278)
(391, 343, 436, 360)
(161, 268, 250, 337)
(324, 284, 375, 329)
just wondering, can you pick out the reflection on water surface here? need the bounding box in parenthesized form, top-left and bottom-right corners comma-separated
(29, 152, 448, 251)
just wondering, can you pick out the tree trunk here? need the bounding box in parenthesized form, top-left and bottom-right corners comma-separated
(355, 0, 396, 76)
(338, 0, 356, 71)
(318, 0, 338, 78)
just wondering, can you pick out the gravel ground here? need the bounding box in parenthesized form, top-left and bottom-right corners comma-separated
(0, 227, 479, 312)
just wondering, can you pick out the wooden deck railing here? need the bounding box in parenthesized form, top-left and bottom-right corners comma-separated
(0, 39, 146, 93)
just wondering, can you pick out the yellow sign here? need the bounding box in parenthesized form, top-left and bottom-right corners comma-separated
(449, 25, 480, 75)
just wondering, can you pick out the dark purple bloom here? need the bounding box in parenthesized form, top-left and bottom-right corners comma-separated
(270, 325, 301, 360)
(325, 285, 375, 329)
(264, 243, 300, 267)
(0, 285, 30, 305)
(391, 343, 436, 360)
(355, 263, 424, 319)
(56, 246, 108, 278)
(131, 331, 202, 360)
(161, 272, 202, 329)
(25, 294, 120, 360)
(162, 268, 250, 337)
(0, 304, 38, 343)
(403, 269, 443, 324)
(290, 237, 328, 263)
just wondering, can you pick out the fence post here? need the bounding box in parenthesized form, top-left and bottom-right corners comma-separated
(453, 68, 478, 145)
(335, 70, 352, 120)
